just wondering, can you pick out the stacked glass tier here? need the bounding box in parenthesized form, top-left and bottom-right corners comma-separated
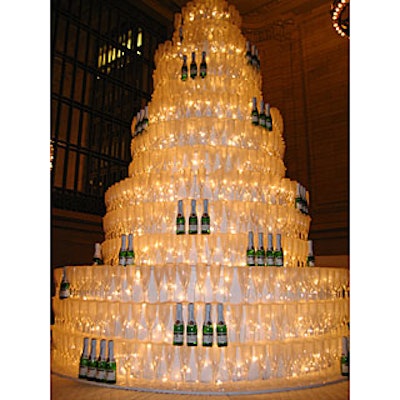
(100, 0, 310, 266)
(51, 0, 349, 394)
(51, 265, 349, 393)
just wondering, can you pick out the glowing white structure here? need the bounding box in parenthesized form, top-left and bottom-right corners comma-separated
(101, 0, 310, 268)
(51, 0, 349, 393)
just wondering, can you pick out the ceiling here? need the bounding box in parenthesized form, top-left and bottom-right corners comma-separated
(129, 0, 330, 28)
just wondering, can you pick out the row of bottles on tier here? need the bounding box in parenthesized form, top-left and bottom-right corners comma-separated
(295, 183, 309, 215)
(79, 338, 116, 383)
(132, 106, 149, 137)
(340, 335, 350, 377)
(118, 233, 135, 266)
(174, 303, 227, 347)
(181, 51, 207, 81)
(103, 232, 312, 269)
(53, 296, 349, 343)
(112, 227, 313, 269)
(245, 41, 260, 70)
(176, 199, 210, 235)
(251, 97, 272, 131)
(246, 232, 314, 268)
(54, 332, 347, 386)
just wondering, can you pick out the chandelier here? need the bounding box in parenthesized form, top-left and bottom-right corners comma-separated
(331, 0, 349, 38)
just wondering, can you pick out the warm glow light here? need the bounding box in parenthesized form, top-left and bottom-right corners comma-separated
(52, 0, 349, 394)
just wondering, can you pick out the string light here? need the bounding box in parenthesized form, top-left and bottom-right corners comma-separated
(330, 0, 349, 38)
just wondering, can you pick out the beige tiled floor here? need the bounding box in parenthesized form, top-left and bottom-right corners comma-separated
(51, 374, 349, 400)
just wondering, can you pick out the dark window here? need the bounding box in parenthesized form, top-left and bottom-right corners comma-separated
(51, 0, 168, 215)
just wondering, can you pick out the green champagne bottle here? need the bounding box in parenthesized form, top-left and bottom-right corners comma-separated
(199, 51, 207, 78)
(202, 303, 214, 347)
(176, 200, 185, 234)
(251, 44, 257, 68)
(142, 105, 149, 130)
(256, 232, 266, 266)
(92, 243, 103, 265)
(216, 303, 228, 347)
(306, 240, 315, 267)
(246, 231, 256, 266)
(105, 340, 117, 384)
(188, 199, 198, 234)
(258, 99, 266, 129)
(255, 47, 260, 70)
(295, 183, 302, 212)
(173, 303, 184, 346)
(118, 234, 127, 266)
(274, 233, 284, 267)
(59, 266, 70, 299)
(190, 51, 198, 79)
(86, 338, 97, 381)
(245, 41, 252, 64)
(303, 186, 309, 215)
(201, 199, 210, 234)
(133, 112, 140, 137)
(137, 109, 144, 135)
(78, 337, 90, 379)
(340, 336, 349, 377)
(186, 302, 198, 346)
(266, 233, 275, 266)
(251, 97, 259, 125)
(95, 339, 107, 382)
(265, 103, 272, 131)
(125, 233, 135, 266)
(181, 55, 188, 81)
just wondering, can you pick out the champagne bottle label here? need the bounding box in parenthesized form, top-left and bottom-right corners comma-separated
(217, 324, 228, 347)
(105, 361, 117, 384)
(96, 360, 107, 381)
(173, 324, 184, 345)
(79, 358, 89, 378)
(186, 324, 198, 346)
(126, 251, 134, 265)
(202, 324, 213, 346)
(87, 363, 97, 380)
(266, 253, 275, 266)
(341, 355, 349, 376)
(119, 252, 126, 266)
(275, 253, 283, 267)
(201, 215, 210, 234)
(189, 216, 198, 234)
(247, 253, 255, 266)
(256, 253, 265, 266)
(59, 281, 70, 299)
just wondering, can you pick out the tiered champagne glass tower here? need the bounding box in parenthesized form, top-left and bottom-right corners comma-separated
(51, 0, 350, 393)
